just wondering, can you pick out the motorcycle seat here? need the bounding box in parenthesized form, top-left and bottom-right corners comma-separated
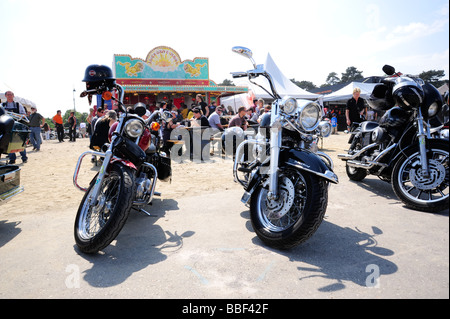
(360, 121, 379, 133)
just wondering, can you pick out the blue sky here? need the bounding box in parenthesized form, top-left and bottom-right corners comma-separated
(1, 0, 448, 117)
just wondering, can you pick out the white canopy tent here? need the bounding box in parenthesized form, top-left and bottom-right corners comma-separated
(0, 92, 37, 110)
(1, 81, 37, 111)
(222, 53, 322, 113)
(322, 82, 378, 103)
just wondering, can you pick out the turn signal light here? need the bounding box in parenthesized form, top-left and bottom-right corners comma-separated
(151, 122, 160, 131)
(102, 91, 112, 100)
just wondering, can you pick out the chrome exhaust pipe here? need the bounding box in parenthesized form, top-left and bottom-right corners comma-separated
(337, 143, 377, 160)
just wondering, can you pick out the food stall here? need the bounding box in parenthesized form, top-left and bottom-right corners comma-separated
(113, 46, 248, 109)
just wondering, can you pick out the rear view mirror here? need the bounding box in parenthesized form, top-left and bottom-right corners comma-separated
(232, 46, 257, 68)
(382, 65, 396, 76)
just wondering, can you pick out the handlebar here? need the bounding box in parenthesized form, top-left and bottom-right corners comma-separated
(231, 72, 248, 78)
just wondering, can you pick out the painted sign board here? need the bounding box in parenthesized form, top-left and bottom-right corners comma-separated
(114, 46, 209, 86)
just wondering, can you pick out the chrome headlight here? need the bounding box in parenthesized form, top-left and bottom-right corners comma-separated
(318, 120, 332, 138)
(297, 100, 321, 131)
(279, 96, 297, 114)
(428, 102, 439, 117)
(124, 119, 144, 138)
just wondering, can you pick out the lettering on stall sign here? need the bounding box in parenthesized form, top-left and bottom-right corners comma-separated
(182, 303, 216, 317)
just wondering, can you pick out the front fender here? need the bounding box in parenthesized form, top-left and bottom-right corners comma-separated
(281, 148, 339, 184)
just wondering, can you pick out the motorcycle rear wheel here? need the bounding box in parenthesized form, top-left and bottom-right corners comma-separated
(392, 140, 449, 213)
(250, 169, 328, 249)
(346, 164, 367, 181)
(74, 163, 135, 253)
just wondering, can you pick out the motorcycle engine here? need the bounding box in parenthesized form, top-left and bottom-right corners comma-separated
(136, 173, 152, 201)
(371, 126, 388, 144)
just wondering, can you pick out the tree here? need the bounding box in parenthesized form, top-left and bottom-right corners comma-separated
(418, 70, 446, 87)
(325, 72, 340, 85)
(62, 110, 88, 128)
(218, 79, 235, 86)
(291, 78, 317, 91)
(341, 66, 364, 83)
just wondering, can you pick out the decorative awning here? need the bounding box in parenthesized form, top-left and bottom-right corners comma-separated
(121, 84, 248, 94)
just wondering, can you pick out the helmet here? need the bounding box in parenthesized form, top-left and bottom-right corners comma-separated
(392, 77, 424, 110)
(367, 84, 392, 111)
(134, 102, 147, 117)
(82, 64, 116, 91)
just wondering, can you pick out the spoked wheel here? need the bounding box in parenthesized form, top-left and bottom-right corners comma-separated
(346, 135, 367, 181)
(392, 140, 449, 213)
(250, 168, 328, 249)
(74, 163, 135, 253)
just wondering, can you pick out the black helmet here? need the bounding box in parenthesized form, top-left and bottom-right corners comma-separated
(367, 84, 391, 111)
(392, 77, 424, 110)
(82, 64, 116, 91)
(134, 102, 147, 117)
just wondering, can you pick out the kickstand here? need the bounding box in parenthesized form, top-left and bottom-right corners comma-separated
(132, 207, 152, 216)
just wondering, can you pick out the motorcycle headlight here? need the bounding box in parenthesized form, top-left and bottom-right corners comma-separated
(428, 102, 439, 117)
(318, 120, 332, 138)
(279, 96, 297, 115)
(297, 100, 321, 131)
(124, 119, 144, 138)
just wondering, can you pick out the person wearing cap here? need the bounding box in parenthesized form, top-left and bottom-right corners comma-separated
(28, 106, 45, 151)
(208, 105, 225, 132)
(2, 91, 28, 163)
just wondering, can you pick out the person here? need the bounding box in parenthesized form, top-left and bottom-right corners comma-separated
(68, 111, 77, 142)
(90, 110, 117, 151)
(52, 110, 64, 142)
(180, 103, 188, 119)
(162, 110, 181, 154)
(91, 107, 104, 134)
(195, 94, 209, 117)
(28, 106, 45, 151)
(190, 107, 210, 127)
(345, 87, 365, 130)
(331, 113, 338, 134)
(42, 122, 50, 140)
(366, 107, 377, 121)
(79, 122, 87, 138)
(208, 105, 225, 132)
(87, 107, 94, 140)
(2, 91, 28, 164)
(229, 106, 248, 131)
(190, 107, 210, 161)
(246, 106, 259, 123)
(255, 98, 264, 116)
(208, 100, 217, 116)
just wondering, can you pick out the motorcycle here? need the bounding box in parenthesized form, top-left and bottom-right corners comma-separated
(0, 111, 30, 203)
(338, 65, 449, 213)
(72, 65, 172, 254)
(231, 47, 338, 249)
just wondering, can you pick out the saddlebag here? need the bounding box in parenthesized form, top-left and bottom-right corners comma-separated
(0, 164, 23, 202)
(0, 116, 30, 155)
(155, 154, 172, 182)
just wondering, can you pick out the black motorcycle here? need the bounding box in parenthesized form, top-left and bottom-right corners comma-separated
(231, 47, 338, 249)
(0, 111, 29, 203)
(72, 65, 172, 253)
(338, 65, 448, 213)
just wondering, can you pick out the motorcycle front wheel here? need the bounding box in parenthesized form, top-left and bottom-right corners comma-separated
(74, 162, 136, 253)
(250, 168, 328, 249)
(392, 140, 449, 213)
